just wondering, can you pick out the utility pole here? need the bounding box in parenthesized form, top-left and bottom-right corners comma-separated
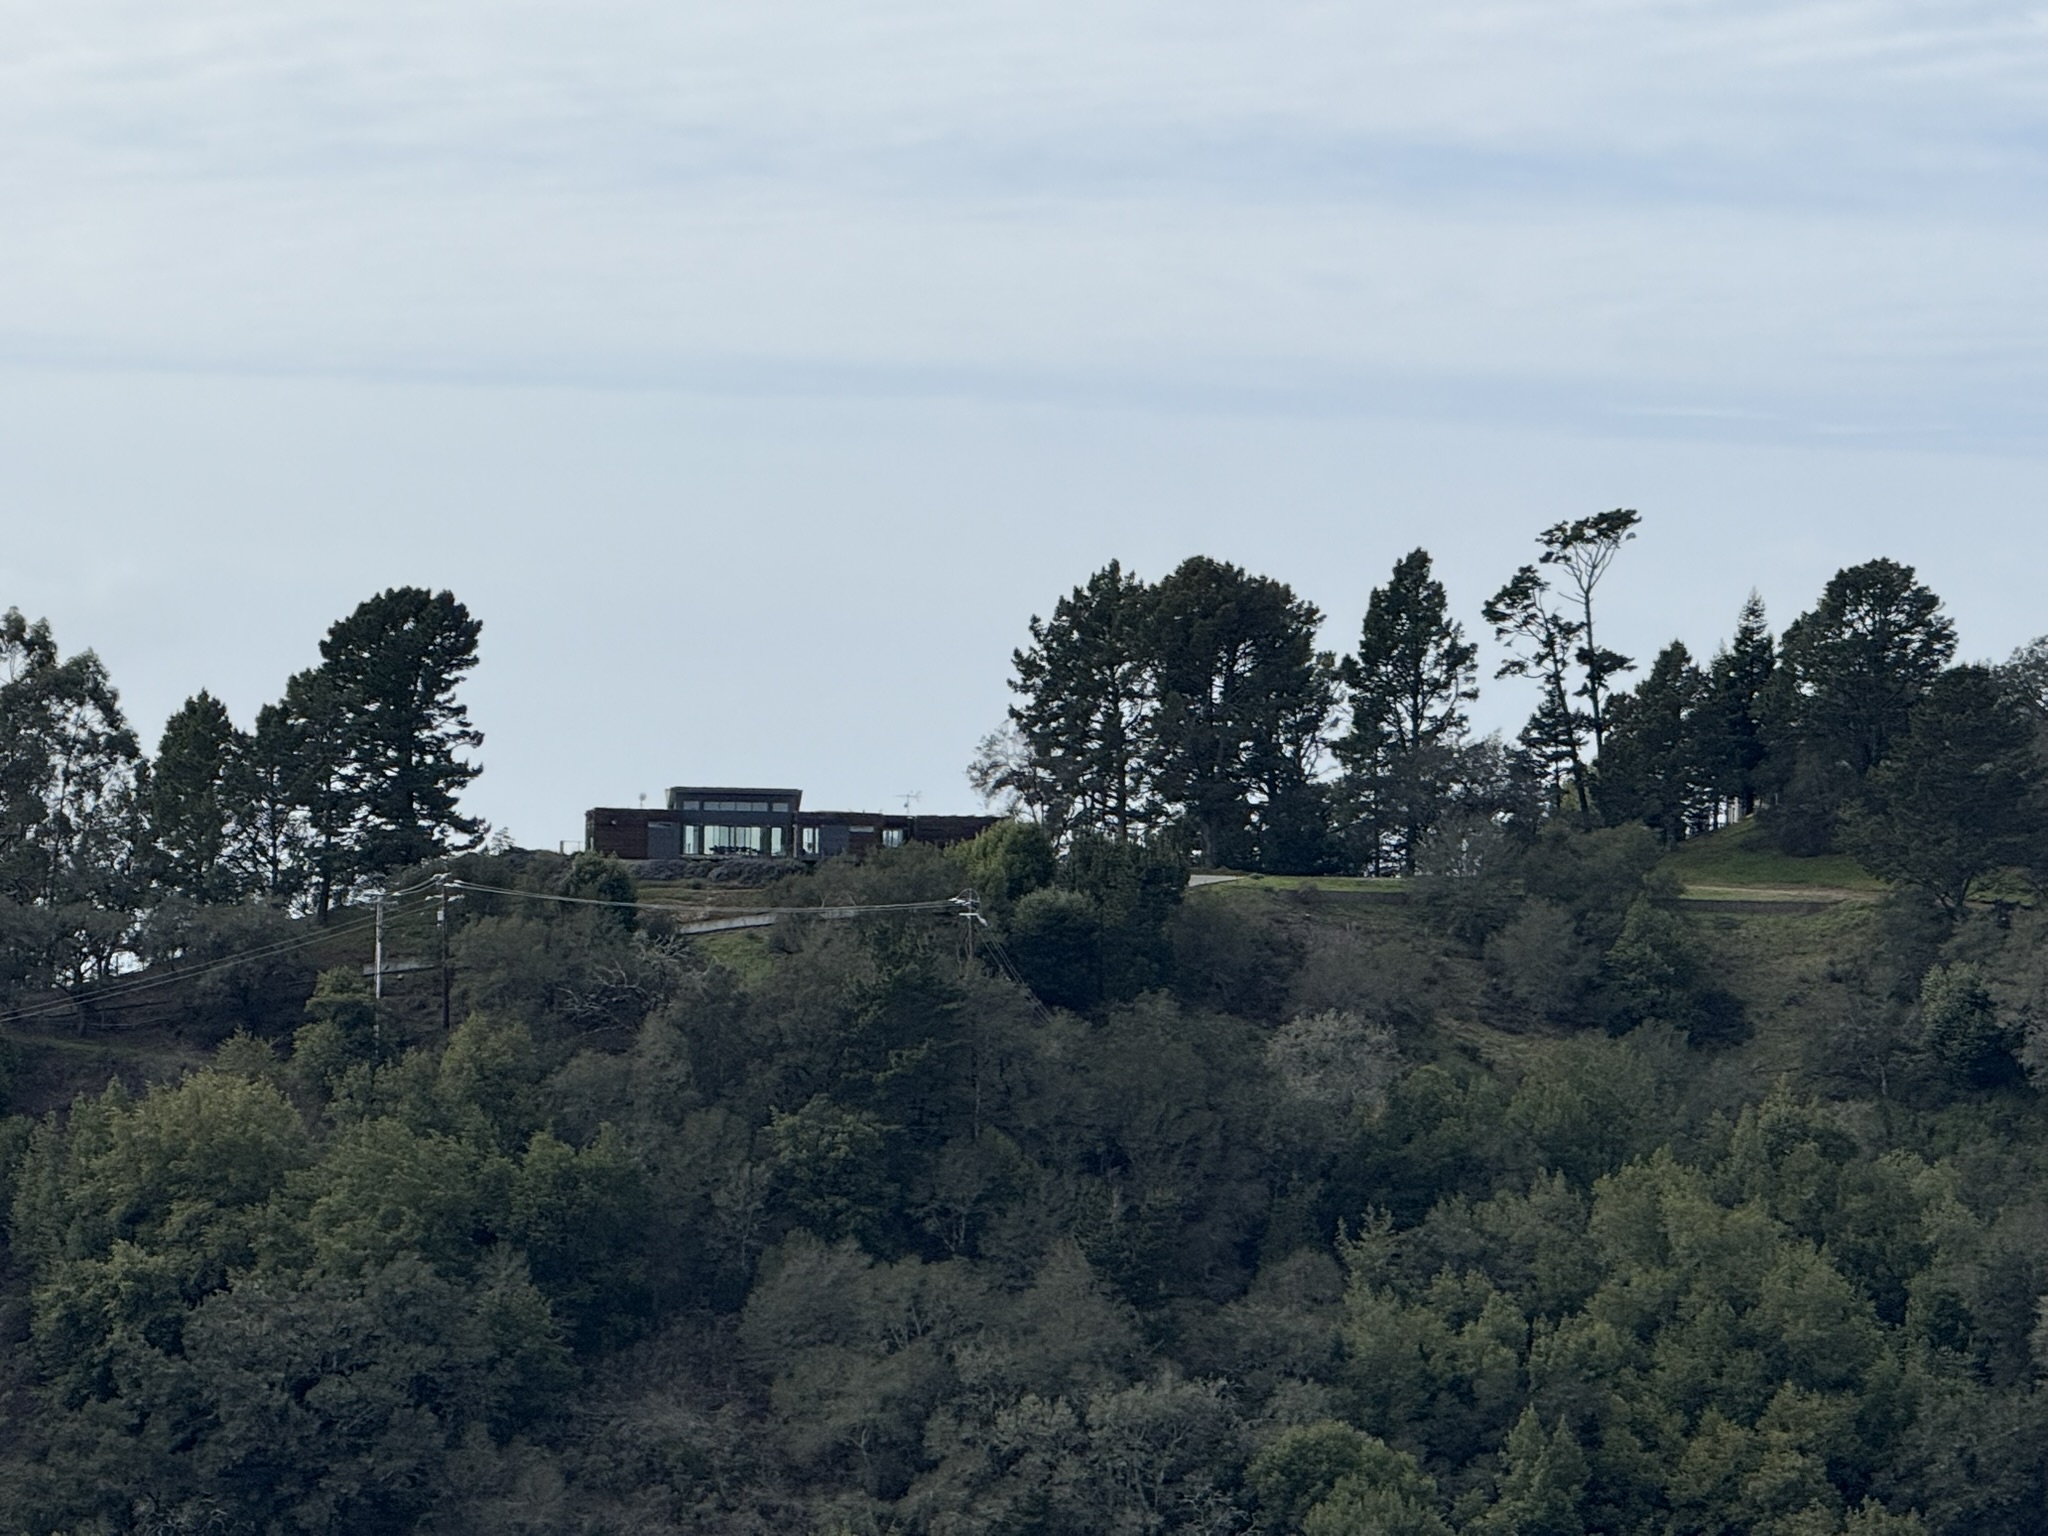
(372, 888, 385, 1054)
(437, 873, 453, 1033)
(957, 888, 980, 976)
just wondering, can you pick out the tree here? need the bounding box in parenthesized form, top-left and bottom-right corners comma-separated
(1336, 549, 1479, 874)
(1780, 559, 1956, 780)
(1839, 665, 2044, 915)
(317, 587, 486, 877)
(1536, 509, 1641, 754)
(1148, 557, 1336, 871)
(270, 665, 355, 919)
(1594, 641, 1706, 842)
(1697, 592, 1776, 817)
(0, 609, 144, 984)
(229, 698, 315, 904)
(1483, 567, 1590, 815)
(1006, 561, 1156, 842)
(147, 691, 247, 903)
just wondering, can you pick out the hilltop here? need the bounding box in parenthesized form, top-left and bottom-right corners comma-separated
(3, 820, 2047, 1534)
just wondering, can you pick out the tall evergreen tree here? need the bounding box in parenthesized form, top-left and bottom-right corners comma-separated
(1697, 592, 1775, 817)
(271, 665, 356, 919)
(1005, 561, 1155, 842)
(1335, 549, 1478, 874)
(1147, 557, 1335, 870)
(1770, 559, 1955, 852)
(230, 698, 316, 905)
(317, 587, 486, 879)
(1595, 641, 1706, 843)
(147, 691, 247, 903)
(1781, 558, 1956, 778)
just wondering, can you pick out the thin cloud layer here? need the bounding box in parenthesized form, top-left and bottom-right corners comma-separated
(1, 0, 2044, 443)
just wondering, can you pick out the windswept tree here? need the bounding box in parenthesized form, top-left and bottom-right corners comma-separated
(1537, 509, 1641, 753)
(1483, 566, 1590, 815)
(1004, 561, 1155, 842)
(1335, 549, 1479, 874)
(1147, 557, 1336, 871)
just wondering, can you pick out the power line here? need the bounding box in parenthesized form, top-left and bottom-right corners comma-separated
(0, 911, 382, 1029)
(442, 878, 965, 921)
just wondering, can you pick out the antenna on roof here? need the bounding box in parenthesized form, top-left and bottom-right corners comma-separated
(902, 790, 922, 817)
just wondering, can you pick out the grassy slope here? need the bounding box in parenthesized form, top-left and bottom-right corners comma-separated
(1189, 876, 1883, 1112)
(1659, 817, 1884, 895)
(1210, 821, 1885, 902)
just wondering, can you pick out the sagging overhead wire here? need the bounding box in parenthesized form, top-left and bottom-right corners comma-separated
(0, 875, 1058, 1032)
(0, 910, 383, 1029)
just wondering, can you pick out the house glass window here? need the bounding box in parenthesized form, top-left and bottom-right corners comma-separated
(702, 825, 765, 855)
(883, 828, 905, 847)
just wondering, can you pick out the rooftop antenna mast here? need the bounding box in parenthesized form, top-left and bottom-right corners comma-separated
(901, 790, 922, 818)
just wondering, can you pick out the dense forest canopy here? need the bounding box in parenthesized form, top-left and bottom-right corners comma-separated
(6, 528, 2048, 1535)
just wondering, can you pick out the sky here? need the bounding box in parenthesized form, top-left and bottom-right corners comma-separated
(1, 0, 2045, 848)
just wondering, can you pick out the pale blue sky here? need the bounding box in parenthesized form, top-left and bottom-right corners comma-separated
(1, 1, 2044, 845)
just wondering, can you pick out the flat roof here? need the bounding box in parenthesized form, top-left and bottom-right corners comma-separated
(669, 786, 802, 797)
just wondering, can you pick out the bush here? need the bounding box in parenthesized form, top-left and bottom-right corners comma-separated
(1921, 962, 2020, 1087)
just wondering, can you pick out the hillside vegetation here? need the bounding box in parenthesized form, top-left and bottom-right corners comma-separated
(5, 822, 2048, 1536)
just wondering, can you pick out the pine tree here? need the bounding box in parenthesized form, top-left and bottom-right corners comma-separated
(1698, 592, 1775, 816)
(1336, 549, 1478, 873)
(317, 587, 486, 880)
(1006, 561, 1155, 842)
(1148, 557, 1336, 871)
(1781, 558, 1955, 777)
(147, 691, 247, 902)
(1595, 641, 1706, 843)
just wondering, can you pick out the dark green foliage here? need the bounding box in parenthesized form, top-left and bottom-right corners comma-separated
(1603, 897, 1748, 1044)
(1005, 832, 1185, 1011)
(1005, 559, 1157, 842)
(958, 816, 1058, 921)
(564, 849, 638, 930)
(1700, 592, 1778, 816)
(1595, 641, 1706, 842)
(1841, 666, 2045, 914)
(146, 690, 246, 902)
(1010, 886, 1104, 1010)
(317, 585, 486, 875)
(22, 551, 2048, 1533)
(1917, 962, 2019, 1087)
(0, 608, 143, 989)
(1149, 556, 1338, 871)
(1768, 559, 1957, 853)
(1484, 564, 1592, 815)
(1535, 508, 1641, 755)
(1337, 549, 1480, 876)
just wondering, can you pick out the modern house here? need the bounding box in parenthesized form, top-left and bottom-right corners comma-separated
(585, 786, 996, 862)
